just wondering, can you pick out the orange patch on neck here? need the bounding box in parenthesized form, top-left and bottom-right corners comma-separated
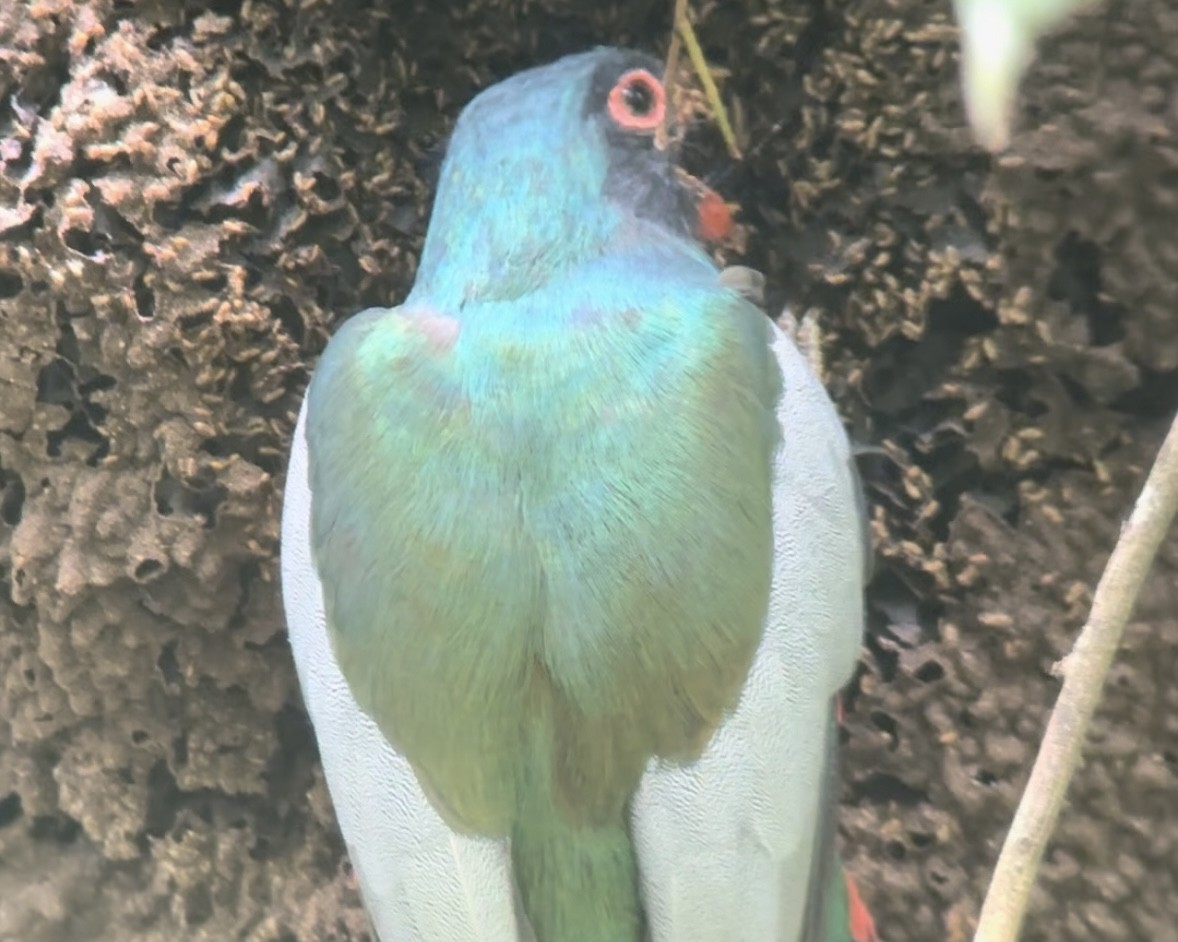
(696, 187, 733, 244)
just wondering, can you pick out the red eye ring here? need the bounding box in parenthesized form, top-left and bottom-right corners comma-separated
(607, 69, 666, 133)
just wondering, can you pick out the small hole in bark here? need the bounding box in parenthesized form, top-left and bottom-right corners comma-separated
(155, 473, 177, 515)
(144, 761, 181, 838)
(311, 171, 342, 200)
(46, 411, 105, 460)
(152, 201, 185, 227)
(78, 375, 116, 396)
(30, 813, 81, 844)
(1049, 232, 1124, 346)
(0, 471, 25, 525)
(865, 632, 898, 682)
(869, 711, 899, 750)
(134, 270, 155, 319)
(850, 772, 927, 806)
(35, 358, 76, 406)
(271, 296, 305, 345)
(64, 228, 103, 256)
(0, 269, 22, 297)
(93, 68, 129, 96)
(914, 660, 945, 683)
(134, 558, 164, 582)
(0, 792, 23, 828)
(157, 641, 180, 685)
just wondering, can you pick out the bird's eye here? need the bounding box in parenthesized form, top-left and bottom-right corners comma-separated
(622, 80, 654, 116)
(607, 69, 666, 133)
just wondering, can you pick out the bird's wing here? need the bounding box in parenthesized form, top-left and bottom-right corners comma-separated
(283, 301, 865, 942)
(280, 308, 528, 942)
(632, 321, 867, 942)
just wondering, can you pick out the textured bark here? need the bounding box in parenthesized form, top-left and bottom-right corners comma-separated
(0, 1, 1175, 940)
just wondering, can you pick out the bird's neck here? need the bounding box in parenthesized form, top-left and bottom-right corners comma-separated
(409, 202, 709, 319)
(409, 208, 616, 311)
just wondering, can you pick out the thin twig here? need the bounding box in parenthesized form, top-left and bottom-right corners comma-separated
(660, 1, 741, 159)
(676, 12, 741, 159)
(973, 411, 1178, 942)
(658, 0, 689, 151)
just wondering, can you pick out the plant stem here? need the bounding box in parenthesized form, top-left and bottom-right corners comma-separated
(676, 10, 741, 158)
(660, 0, 741, 159)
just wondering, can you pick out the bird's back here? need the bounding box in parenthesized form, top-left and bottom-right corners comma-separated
(281, 265, 864, 939)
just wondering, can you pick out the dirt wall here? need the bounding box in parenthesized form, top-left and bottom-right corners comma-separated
(1, 1, 1176, 940)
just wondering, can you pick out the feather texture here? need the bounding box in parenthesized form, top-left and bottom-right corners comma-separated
(300, 251, 781, 940)
(280, 45, 867, 942)
(281, 317, 864, 941)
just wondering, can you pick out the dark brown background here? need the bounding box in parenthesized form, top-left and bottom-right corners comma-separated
(1, 1, 1176, 940)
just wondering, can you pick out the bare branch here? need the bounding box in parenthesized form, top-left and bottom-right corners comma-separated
(973, 410, 1178, 942)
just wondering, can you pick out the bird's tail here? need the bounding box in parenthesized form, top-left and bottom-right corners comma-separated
(803, 697, 880, 942)
(510, 723, 643, 942)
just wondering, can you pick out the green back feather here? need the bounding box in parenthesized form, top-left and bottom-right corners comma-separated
(307, 247, 781, 939)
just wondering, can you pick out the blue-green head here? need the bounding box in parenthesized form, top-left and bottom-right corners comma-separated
(409, 48, 731, 310)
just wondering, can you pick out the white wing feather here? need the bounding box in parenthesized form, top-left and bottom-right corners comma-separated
(281, 320, 863, 942)
(633, 323, 863, 942)
(282, 401, 526, 941)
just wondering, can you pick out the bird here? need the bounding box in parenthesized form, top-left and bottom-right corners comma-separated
(281, 46, 877, 942)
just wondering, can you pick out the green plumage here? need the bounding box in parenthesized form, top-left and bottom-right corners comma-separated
(307, 252, 781, 939)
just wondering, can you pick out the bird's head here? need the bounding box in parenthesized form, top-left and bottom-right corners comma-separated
(409, 48, 732, 308)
